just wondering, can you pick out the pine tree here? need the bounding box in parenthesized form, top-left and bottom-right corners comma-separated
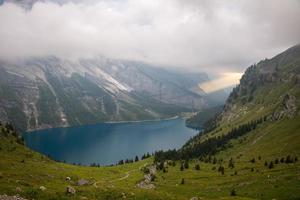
(268, 161, 274, 169)
(184, 161, 189, 169)
(228, 158, 235, 168)
(285, 155, 292, 163)
(135, 156, 139, 162)
(213, 157, 217, 164)
(180, 163, 184, 171)
(181, 178, 185, 185)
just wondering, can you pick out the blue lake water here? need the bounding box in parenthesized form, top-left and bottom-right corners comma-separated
(24, 117, 198, 166)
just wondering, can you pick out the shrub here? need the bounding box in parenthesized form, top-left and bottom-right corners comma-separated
(156, 162, 164, 170)
(142, 167, 150, 174)
(213, 157, 217, 164)
(230, 189, 236, 196)
(218, 166, 225, 175)
(228, 158, 235, 168)
(150, 174, 156, 181)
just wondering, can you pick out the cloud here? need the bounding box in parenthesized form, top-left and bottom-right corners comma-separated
(199, 72, 243, 93)
(0, 0, 299, 73)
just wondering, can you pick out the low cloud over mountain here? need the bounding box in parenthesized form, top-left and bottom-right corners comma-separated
(0, 0, 299, 73)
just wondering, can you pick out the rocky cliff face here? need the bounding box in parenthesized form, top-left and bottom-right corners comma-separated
(0, 56, 211, 131)
(220, 44, 300, 123)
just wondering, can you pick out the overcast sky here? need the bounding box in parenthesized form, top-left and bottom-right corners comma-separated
(0, 0, 299, 73)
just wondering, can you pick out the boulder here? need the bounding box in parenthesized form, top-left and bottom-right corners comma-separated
(77, 179, 89, 186)
(15, 187, 22, 192)
(66, 186, 76, 195)
(39, 186, 46, 191)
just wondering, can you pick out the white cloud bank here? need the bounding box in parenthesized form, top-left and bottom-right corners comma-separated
(0, 0, 300, 73)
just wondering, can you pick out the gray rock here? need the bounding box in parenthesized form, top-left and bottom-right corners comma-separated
(39, 186, 46, 191)
(66, 186, 76, 195)
(77, 179, 89, 186)
(15, 187, 22, 192)
(0, 194, 27, 200)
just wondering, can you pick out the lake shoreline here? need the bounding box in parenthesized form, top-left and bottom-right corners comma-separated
(24, 117, 197, 166)
(25, 115, 180, 134)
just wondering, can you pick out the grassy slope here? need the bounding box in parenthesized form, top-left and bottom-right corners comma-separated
(1, 46, 300, 200)
(1, 114, 300, 200)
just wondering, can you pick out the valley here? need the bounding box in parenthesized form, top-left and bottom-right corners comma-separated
(0, 1, 300, 199)
(0, 45, 299, 199)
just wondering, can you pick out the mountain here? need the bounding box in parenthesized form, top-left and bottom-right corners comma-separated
(153, 45, 300, 198)
(157, 44, 300, 160)
(185, 105, 223, 130)
(0, 45, 299, 200)
(0, 56, 213, 131)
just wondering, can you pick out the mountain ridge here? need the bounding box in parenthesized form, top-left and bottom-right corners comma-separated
(0, 56, 220, 131)
(0, 44, 299, 200)
(155, 44, 300, 161)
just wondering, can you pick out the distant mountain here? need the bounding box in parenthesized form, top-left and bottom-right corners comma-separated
(1, 0, 97, 8)
(1, 0, 38, 8)
(185, 105, 223, 130)
(0, 56, 215, 131)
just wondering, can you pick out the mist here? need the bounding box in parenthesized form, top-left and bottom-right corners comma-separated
(0, 0, 299, 73)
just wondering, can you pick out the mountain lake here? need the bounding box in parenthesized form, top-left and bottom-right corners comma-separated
(24, 117, 198, 166)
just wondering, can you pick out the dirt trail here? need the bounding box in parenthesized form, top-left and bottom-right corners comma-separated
(93, 162, 148, 188)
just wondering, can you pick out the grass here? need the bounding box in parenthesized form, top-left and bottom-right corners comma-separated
(1, 113, 300, 200)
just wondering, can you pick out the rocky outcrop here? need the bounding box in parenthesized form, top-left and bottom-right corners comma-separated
(137, 165, 156, 189)
(0, 195, 27, 200)
(272, 94, 297, 120)
(66, 186, 76, 195)
(220, 45, 300, 123)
